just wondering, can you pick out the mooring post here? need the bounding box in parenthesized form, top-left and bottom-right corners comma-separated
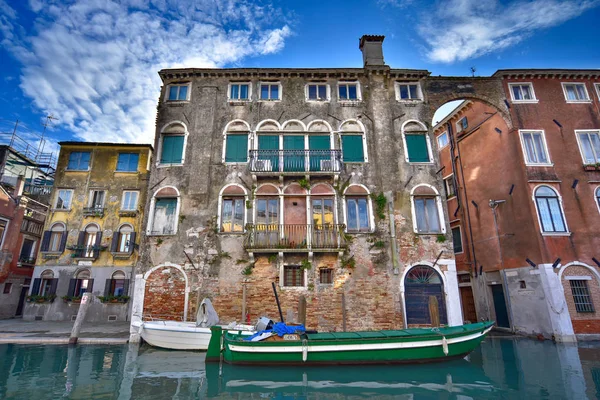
(242, 282, 247, 322)
(70, 292, 92, 345)
(342, 292, 347, 332)
(298, 295, 306, 326)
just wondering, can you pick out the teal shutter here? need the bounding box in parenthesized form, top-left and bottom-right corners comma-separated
(283, 136, 305, 171)
(309, 135, 330, 171)
(161, 136, 184, 164)
(405, 134, 429, 162)
(226, 134, 248, 162)
(341, 135, 364, 162)
(258, 135, 279, 171)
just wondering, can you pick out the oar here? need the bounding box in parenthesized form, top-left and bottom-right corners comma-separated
(272, 282, 285, 323)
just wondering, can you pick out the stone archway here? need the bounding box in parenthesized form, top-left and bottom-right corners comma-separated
(403, 265, 448, 326)
(143, 265, 188, 321)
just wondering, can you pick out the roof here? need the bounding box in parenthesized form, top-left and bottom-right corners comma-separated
(58, 141, 153, 150)
(493, 69, 600, 78)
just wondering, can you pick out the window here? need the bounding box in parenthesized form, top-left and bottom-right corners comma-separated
(151, 198, 177, 235)
(67, 151, 91, 171)
(576, 130, 600, 164)
(570, 280, 594, 313)
(596, 83, 600, 101)
(405, 134, 431, 163)
(306, 84, 329, 101)
(121, 191, 139, 211)
(167, 84, 189, 101)
(534, 186, 567, 234)
(55, 189, 73, 210)
(437, 132, 449, 149)
(221, 198, 245, 233)
(341, 135, 364, 162)
(78, 224, 101, 258)
(338, 82, 360, 101)
(444, 176, 456, 199)
(344, 185, 371, 233)
(3, 283, 11, 294)
(396, 82, 422, 101)
(105, 271, 128, 297)
(225, 134, 248, 162)
(520, 130, 551, 165)
(411, 185, 443, 234)
(259, 82, 280, 100)
(35, 270, 56, 297)
(116, 153, 139, 172)
(111, 225, 135, 254)
(160, 135, 184, 164)
(283, 265, 304, 287)
(320, 268, 333, 284)
(562, 83, 590, 102)
(229, 83, 250, 100)
(596, 187, 600, 210)
(70, 269, 93, 297)
(88, 190, 105, 210)
(19, 238, 36, 264)
(451, 226, 463, 254)
(42, 223, 67, 253)
(0, 218, 7, 248)
(509, 83, 537, 102)
(456, 117, 468, 133)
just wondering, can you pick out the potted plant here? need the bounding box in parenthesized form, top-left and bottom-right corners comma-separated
(584, 164, 599, 171)
(27, 294, 56, 303)
(98, 295, 130, 304)
(62, 295, 83, 303)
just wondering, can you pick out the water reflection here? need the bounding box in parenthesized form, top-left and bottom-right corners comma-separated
(0, 338, 599, 399)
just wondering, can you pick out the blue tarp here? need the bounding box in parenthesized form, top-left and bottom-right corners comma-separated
(244, 322, 306, 341)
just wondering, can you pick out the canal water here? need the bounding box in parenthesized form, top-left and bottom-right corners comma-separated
(1, 337, 599, 399)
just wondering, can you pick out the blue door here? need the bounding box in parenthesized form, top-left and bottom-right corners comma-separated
(491, 284, 510, 328)
(404, 266, 447, 325)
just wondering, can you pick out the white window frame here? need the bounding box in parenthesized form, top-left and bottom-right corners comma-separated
(401, 120, 434, 164)
(395, 82, 423, 102)
(258, 81, 282, 101)
(518, 130, 553, 166)
(0, 217, 9, 250)
(217, 184, 248, 234)
(54, 189, 73, 210)
(595, 83, 600, 102)
(451, 225, 463, 254)
(337, 81, 362, 102)
(409, 184, 446, 234)
(574, 129, 600, 165)
(164, 83, 191, 102)
(531, 185, 570, 236)
(121, 190, 139, 211)
(228, 82, 252, 101)
(561, 82, 591, 103)
(342, 184, 375, 233)
(279, 263, 308, 289)
(595, 186, 600, 216)
(18, 236, 37, 263)
(456, 117, 468, 133)
(305, 83, 330, 102)
(146, 186, 181, 236)
(508, 82, 538, 103)
(88, 189, 106, 208)
(437, 131, 449, 150)
(156, 121, 189, 168)
(443, 174, 456, 199)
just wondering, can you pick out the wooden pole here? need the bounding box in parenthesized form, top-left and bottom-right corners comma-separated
(342, 293, 347, 332)
(69, 292, 92, 344)
(429, 295, 440, 328)
(298, 295, 306, 326)
(242, 283, 247, 322)
(271, 282, 284, 323)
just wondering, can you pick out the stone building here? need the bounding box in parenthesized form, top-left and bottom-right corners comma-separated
(24, 142, 152, 322)
(130, 35, 465, 339)
(433, 70, 600, 340)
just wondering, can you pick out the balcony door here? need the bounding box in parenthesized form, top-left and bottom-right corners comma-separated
(309, 135, 330, 172)
(311, 198, 336, 248)
(255, 198, 279, 247)
(257, 135, 279, 172)
(283, 184, 307, 249)
(283, 135, 305, 172)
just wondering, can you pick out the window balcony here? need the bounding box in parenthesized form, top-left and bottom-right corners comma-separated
(68, 245, 106, 259)
(17, 256, 36, 267)
(244, 224, 347, 252)
(248, 150, 343, 175)
(83, 206, 105, 218)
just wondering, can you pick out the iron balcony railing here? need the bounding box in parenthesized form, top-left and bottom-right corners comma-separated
(83, 206, 105, 217)
(244, 224, 347, 251)
(248, 149, 343, 174)
(18, 256, 36, 265)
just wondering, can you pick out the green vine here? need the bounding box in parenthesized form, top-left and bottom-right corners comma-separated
(246, 200, 252, 209)
(436, 234, 447, 243)
(298, 178, 310, 190)
(179, 214, 186, 223)
(236, 259, 249, 264)
(341, 254, 356, 269)
(301, 259, 312, 270)
(156, 238, 163, 246)
(268, 254, 278, 263)
(370, 193, 387, 220)
(372, 240, 386, 249)
(242, 262, 255, 276)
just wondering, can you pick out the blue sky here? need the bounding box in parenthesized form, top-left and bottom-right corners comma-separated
(1, 0, 599, 154)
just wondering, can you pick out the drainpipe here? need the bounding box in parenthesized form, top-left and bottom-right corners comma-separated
(388, 194, 399, 274)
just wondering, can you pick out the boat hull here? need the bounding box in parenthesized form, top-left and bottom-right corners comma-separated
(140, 321, 212, 351)
(215, 322, 494, 365)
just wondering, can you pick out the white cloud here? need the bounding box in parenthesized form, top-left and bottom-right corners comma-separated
(1, 0, 292, 144)
(419, 0, 600, 63)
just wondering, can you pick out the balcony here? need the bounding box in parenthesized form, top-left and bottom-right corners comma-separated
(244, 224, 347, 252)
(17, 256, 36, 267)
(248, 150, 343, 175)
(68, 245, 106, 259)
(83, 206, 105, 218)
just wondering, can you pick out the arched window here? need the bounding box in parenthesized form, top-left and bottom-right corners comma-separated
(404, 265, 447, 325)
(69, 269, 93, 298)
(219, 185, 247, 233)
(223, 120, 250, 163)
(340, 120, 367, 163)
(402, 120, 432, 163)
(105, 270, 129, 297)
(344, 185, 373, 232)
(534, 186, 567, 233)
(411, 185, 444, 234)
(596, 187, 600, 210)
(111, 224, 135, 254)
(76, 223, 101, 258)
(34, 269, 57, 297)
(159, 122, 187, 165)
(254, 184, 280, 247)
(41, 222, 67, 253)
(148, 187, 179, 236)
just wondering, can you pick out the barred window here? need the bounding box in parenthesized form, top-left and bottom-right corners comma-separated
(570, 280, 594, 313)
(320, 268, 333, 284)
(283, 266, 304, 287)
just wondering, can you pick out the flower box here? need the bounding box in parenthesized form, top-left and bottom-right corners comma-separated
(98, 295, 130, 304)
(583, 164, 600, 171)
(62, 296, 82, 303)
(27, 295, 56, 303)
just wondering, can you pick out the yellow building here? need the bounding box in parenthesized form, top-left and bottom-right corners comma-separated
(24, 142, 152, 322)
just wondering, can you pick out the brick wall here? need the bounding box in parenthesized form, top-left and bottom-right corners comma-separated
(143, 266, 186, 321)
(561, 265, 600, 333)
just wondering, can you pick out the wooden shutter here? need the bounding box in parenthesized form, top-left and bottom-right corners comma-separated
(93, 232, 103, 258)
(161, 136, 184, 164)
(67, 279, 77, 297)
(87, 279, 94, 293)
(48, 279, 58, 295)
(104, 279, 112, 297)
(110, 233, 119, 253)
(341, 135, 364, 162)
(40, 231, 51, 252)
(225, 134, 248, 162)
(128, 232, 136, 255)
(123, 280, 130, 296)
(59, 232, 68, 253)
(77, 231, 85, 246)
(31, 278, 41, 295)
(406, 134, 429, 162)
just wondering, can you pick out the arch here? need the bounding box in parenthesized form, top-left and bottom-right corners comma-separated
(339, 119, 366, 133)
(410, 183, 439, 196)
(223, 120, 251, 163)
(218, 184, 248, 233)
(116, 222, 134, 232)
(532, 184, 569, 234)
(142, 262, 189, 322)
(256, 183, 281, 195)
(256, 119, 281, 132)
(401, 119, 428, 132)
(75, 268, 91, 279)
(401, 263, 449, 326)
(160, 120, 188, 134)
(343, 184, 374, 232)
(147, 186, 181, 236)
(307, 119, 332, 133)
(112, 270, 127, 280)
(83, 223, 100, 232)
(219, 183, 248, 197)
(158, 121, 189, 166)
(40, 269, 54, 279)
(558, 261, 600, 283)
(310, 183, 335, 195)
(223, 119, 251, 133)
(153, 185, 180, 198)
(343, 183, 370, 195)
(410, 184, 445, 234)
(283, 182, 308, 195)
(282, 119, 307, 132)
(401, 120, 433, 164)
(50, 222, 66, 231)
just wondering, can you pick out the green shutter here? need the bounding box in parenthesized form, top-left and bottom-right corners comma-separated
(226, 134, 248, 162)
(283, 136, 305, 171)
(258, 135, 279, 171)
(309, 136, 330, 171)
(341, 135, 364, 162)
(161, 136, 184, 164)
(405, 134, 429, 162)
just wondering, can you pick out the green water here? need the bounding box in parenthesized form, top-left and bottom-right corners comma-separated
(1, 337, 599, 399)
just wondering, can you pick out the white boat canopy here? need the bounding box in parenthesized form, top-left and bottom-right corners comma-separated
(196, 298, 219, 327)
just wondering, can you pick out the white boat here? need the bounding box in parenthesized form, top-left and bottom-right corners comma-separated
(133, 298, 254, 351)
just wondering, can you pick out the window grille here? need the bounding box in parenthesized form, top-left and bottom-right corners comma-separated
(570, 280, 594, 313)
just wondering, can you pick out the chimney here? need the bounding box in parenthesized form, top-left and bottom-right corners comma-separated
(14, 175, 25, 198)
(359, 35, 385, 67)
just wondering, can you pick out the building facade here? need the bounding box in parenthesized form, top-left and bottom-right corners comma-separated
(433, 70, 600, 340)
(24, 142, 152, 322)
(130, 36, 465, 339)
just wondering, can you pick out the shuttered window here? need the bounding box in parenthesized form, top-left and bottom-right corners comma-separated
(225, 134, 248, 162)
(160, 135, 184, 164)
(341, 135, 364, 162)
(116, 153, 139, 172)
(67, 152, 91, 170)
(405, 134, 430, 163)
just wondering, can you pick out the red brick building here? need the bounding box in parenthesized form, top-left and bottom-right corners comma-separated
(433, 70, 600, 340)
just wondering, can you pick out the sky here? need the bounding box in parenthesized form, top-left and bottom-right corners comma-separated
(1, 0, 599, 156)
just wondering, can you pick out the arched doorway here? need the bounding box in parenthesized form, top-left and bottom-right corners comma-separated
(404, 265, 447, 325)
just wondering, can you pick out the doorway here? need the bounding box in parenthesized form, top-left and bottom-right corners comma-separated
(491, 284, 510, 328)
(459, 286, 477, 323)
(15, 286, 28, 316)
(404, 266, 447, 325)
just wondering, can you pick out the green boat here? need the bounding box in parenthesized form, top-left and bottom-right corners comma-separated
(206, 321, 494, 366)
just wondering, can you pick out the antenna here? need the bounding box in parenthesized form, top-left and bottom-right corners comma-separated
(37, 114, 59, 159)
(470, 66, 476, 77)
